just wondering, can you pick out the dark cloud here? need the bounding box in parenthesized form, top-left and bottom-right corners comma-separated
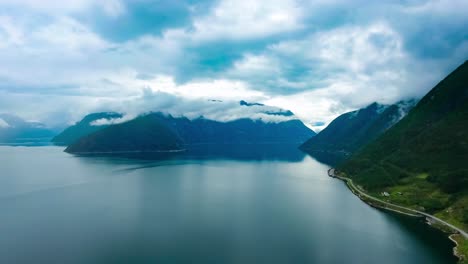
(80, 0, 217, 42)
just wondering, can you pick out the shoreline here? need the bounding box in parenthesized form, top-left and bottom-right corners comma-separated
(328, 168, 466, 262)
(66, 149, 187, 155)
(450, 235, 463, 262)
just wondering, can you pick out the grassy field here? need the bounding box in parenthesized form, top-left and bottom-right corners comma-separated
(451, 235, 468, 263)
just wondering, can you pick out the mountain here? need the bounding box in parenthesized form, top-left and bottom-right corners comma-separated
(64, 114, 183, 154)
(240, 100, 264, 107)
(339, 61, 468, 227)
(52, 112, 122, 145)
(299, 100, 417, 163)
(0, 114, 56, 145)
(65, 112, 315, 154)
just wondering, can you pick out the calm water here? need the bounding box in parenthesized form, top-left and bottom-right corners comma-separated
(0, 146, 456, 264)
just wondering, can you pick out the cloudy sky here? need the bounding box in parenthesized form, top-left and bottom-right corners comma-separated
(0, 0, 466, 130)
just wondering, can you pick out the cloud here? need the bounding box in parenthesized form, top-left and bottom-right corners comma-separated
(0, 0, 126, 17)
(0, 118, 10, 128)
(189, 0, 304, 41)
(33, 17, 110, 52)
(402, 0, 468, 16)
(0, 0, 466, 130)
(90, 89, 298, 124)
(90, 116, 132, 126)
(0, 16, 24, 48)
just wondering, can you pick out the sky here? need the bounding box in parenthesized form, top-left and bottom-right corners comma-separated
(0, 0, 466, 131)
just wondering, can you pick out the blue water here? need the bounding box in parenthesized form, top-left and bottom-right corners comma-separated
(0, 146, 456, 263)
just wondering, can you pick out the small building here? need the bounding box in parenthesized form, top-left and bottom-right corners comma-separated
(381, 192, 390, 197)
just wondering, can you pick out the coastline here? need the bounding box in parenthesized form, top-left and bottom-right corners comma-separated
(328, 168, 467, 262)
(65, 149, 187, 155)
(450, 235, 465, 262)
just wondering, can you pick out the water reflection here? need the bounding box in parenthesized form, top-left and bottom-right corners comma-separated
(301, 150, 348, 166)
(71, 143, 307, 162)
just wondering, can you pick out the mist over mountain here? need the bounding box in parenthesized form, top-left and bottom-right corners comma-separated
(64, 112, 315, 154)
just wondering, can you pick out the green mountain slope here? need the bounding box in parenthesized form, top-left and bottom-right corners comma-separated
(340, 61, 468, 227)
(65, 114, 184, 153)
(300, 100, 416, 163)
(52, 112, 122, 145)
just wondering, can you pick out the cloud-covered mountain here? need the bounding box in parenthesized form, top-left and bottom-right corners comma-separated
(300, 99, 417, 163)
(54, 99, 314, 146)
(64, 111, 315, 154)
(0, 114, 56, 145)
(51, 112, 123, 145)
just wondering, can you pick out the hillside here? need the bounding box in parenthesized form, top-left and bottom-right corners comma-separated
(64, 114, 184, 153)
(52, 112, 122, 145)
(339, 61, 468, 228)
(300, 100, 416, 163)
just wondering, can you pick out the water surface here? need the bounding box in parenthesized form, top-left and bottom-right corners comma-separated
(0, 146, 456, 263)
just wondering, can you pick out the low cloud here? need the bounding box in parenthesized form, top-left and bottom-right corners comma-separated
(100, 89, 298, 124)
(0, 118, 10, 128)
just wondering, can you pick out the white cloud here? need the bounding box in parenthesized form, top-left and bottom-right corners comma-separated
(264, 89, 352, 131)
(114, 90, 296, 123)
(0, 118, 10, 128)
(187, 0, 304, 41)
(229, 23, 411, 99)
(269, 22, 405, 75)
(0, 16, 113, 90)
(32, 17, 110, 53)
(223, 22, 456, 129)
(402, 0, 468, 17)
(228, 54, 281, 78)
(0, 16, 24, 48)
(90, 116, 132, 126)
(100, 0, 126, 17)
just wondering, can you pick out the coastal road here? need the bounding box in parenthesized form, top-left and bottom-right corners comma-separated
(330, 169, 468, 239)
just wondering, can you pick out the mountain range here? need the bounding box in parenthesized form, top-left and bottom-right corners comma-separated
(64, 112, 315, 154)
(56, 101, 316, 154)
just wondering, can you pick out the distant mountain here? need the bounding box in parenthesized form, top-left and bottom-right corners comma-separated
(300, 100, 417, 163)
(340, 61, 468, 227)
(0, 114, 56, 145)
(65, 112, 315, 154)
(52, 112, 122, 145)
(240, 100, 264, 107)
